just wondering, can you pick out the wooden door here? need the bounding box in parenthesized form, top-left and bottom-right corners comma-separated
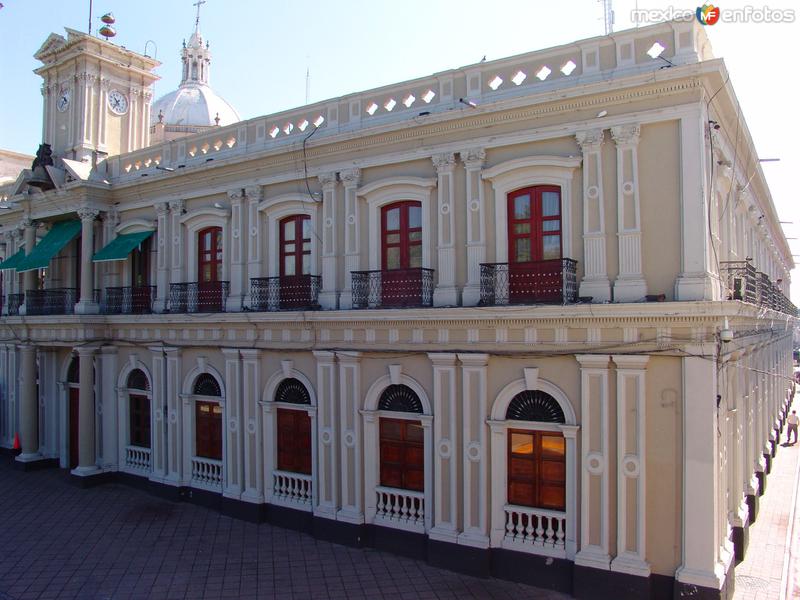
(276, 408, 312, 474)
(381, 202, 423, 307)
(279, 215, 312, 308)
(197, 227, 223, 311)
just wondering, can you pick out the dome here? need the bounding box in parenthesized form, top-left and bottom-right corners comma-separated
(151, 83, 240, 127)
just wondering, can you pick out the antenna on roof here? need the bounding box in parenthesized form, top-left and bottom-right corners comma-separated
(600, 0, 614, 35)
(88, 0, 93, 35)
(305, 66, 310, 104)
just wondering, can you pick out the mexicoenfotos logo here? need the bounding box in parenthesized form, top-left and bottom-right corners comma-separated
(696, 3, 722, 25)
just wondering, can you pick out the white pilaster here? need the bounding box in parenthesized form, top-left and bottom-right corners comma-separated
(575, 129, 611, 302)
(610, 355, 650, 576)
(227, 189, 245, 312)
(432, 153, 458, 306)
(574, 354, 612, 570)
(75, 208, 100, 314)
(244, 185, 263, 308)
(428, 353, 459, 542)
(72, 347, 100, 476)
(222, 348, 243, 498)
(241, 349, 262, 503)
(611, 124, 647, 301)
(318, 173, 339, 309)
(339, 169, 361, 310)
(457, 353, 489, 548)
(169, 200, 185, 287)
(313, 350, 339, 518)
(16, 344, 41, 463)
(461, 148, 486, 307)
(154, 202, 171, 313)
(337, 352, 363, 523)
(99, 346, 119, 471)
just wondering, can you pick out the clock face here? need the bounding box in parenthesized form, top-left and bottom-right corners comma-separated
(108, 89, 129, 115)
(56, 89, 70, 112)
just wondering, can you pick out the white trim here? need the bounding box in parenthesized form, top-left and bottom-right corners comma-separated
(181, 213, 229, 284)
(482, 156, 579, 263)
(490, 376, 577, 425)
(357, 178, 436, 271)
(258, 195, 320, 278)
(364, 373, 432, 415)
(182, 364, 226, 399)
(115, 219, 156, 234)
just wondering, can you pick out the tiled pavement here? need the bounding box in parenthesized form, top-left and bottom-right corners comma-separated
(732, 420, 800, 600)
(0, 457, 569, 600)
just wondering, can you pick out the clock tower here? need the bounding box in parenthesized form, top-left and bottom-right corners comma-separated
(34, 28, 160, 163)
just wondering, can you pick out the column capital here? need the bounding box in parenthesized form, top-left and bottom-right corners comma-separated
(427, 352, 458, 366)
(611, 123, 641, 146)
(77, 206, 99, 222)
(227, 188, 245, 203)
(575, 128, 605, 151)
(432, 152, 456, 174)
(457, 352, 490, 367)
(103, 207, 120, 228)
(168, 199, 185, 214)
(19, 215, 35, 229)
(313, 350, 336, 363)
(611, 355, 650, 369)
(317, 172, 337, 190)
(575, 354, 611, 369)
(154, 201, 170, 217)
(76, 345, 98, 357)
(244, 185, 262, 201)
(340, 168, 361, 188)
(337, 351, 362, 364)
(461, 147, 486, 169)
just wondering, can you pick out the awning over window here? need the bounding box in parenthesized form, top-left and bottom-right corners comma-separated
(16, 220, 81, 273)
(0, 248, 25, 271)
(92, 230, 154, 263)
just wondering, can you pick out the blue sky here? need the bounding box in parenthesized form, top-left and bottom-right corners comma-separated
(1, 0, 799, 296)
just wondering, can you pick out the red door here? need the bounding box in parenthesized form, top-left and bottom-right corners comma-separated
(276, 408, 312, 474)
(197, 227, 223, 311)
(279, 215, 312, 308)
(381, 201, 423, 307)
(507, 186, 562, 303)
(69, 387, 79, 469)
(195, 401, 222, 460)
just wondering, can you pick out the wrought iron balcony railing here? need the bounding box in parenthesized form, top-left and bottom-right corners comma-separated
(249, 275, 321, 311)
(720, 260, 796, 316)
(25, 288, 78, 316)
(169, 281, 229, 313)
(103, 286, 156, 315)
(479, 259, 578, 306)
(351, 268, 434, 309)
(7, 293, 23, 316)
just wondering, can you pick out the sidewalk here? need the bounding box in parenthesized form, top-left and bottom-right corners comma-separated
(733, 419, 800, 600)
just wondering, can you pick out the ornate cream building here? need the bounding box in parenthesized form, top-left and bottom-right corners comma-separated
(0, 18, 795, 600)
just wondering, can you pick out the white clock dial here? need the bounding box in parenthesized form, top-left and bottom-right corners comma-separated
(107, 89, 129, 115)
(56, 89, 70, 112)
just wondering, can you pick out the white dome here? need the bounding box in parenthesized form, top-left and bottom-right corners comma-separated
(151, 82, 240, 127)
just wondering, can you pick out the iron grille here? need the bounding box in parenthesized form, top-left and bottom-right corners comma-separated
(169, 281, 229, 313)
(249, 275, 321, 311)
(7, 293, 23, 316)
(103, 286, 156, 314)
(479, 259, 578, 306)
(25, 287, 78, 315)
(351, 268, 434, 309)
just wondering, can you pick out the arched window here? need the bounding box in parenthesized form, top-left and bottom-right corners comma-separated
(193, 373, 221, 396)
(275, 378, 312, 475)
(378, 384, 424, 492)
(506, 390, 566, 511)
(506, 390, 565, 423)
(198, 226, 222, 283)
(127, 369, 150, 449)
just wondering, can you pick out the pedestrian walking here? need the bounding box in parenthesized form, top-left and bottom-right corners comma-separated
(787, 410, 799, 445)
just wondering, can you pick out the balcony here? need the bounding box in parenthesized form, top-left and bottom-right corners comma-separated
(169, 281, 229, 313)
(479, 259, 578, 306)
(249, 275, 321, 311)
(103, 286, 156, 315)
(721, 260, 796, 316)
(352, 268, 434, 309)
(7, 293, 23, 316)
(25, 288, 78, 316)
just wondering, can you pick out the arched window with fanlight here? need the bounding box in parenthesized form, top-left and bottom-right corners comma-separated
(506, 390, 566, 511)
(194, 373, 222, 460)
(127, 369, 151, 450)
(378, 384, 424, 492)
(275, 378, 312, 475)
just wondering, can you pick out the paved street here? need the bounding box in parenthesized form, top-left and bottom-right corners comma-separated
(0, 457, 567, 600)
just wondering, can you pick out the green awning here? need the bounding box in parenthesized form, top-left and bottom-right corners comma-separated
(0, 248, 25, 271)
(92, 230, 154, 262)
(16, 220, 81, 273)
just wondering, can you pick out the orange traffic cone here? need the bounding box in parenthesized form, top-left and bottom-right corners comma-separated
(12, 432, 20, 451)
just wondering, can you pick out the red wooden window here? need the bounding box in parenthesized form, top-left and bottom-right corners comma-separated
(381, 201, 422, 270)
(195, 401, 222, 460)
(280, 215, 311, 276)
(198, 227, 223, 283)
(507, 186, 561, 263)
(277, 408, 312, 474)
(379, 418, 424, 492)
(129, 395, 151, 448)
(507, 430, 565, 510)
(131, 236, 151, 287)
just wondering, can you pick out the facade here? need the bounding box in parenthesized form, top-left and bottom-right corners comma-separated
(0, 18, 796, 600)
